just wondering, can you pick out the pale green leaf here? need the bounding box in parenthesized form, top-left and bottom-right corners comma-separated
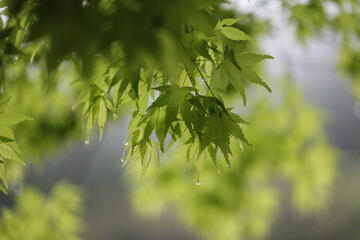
(85, 111, 95, 144)
(0, 97, 11, 112)
(98, 98, 107, 141)
(207, 144, 219, 171)
(236, 53, 274, 65)
(104, 98, 116, 113)
(216, 17, 244, 29)
(0, 163, 8, 191)
(228, 112, 248, 124)
(0, 143, 24, 164)
(215, 116, 231, 167)
(0, 123, 15, 143)
(165, 104, 178, 133)
(220, 27, 253, 41)
(0, 111, 33, 125)
(224, 115, 250, 145)
(226, 63, 247, 105)
(143, 115, 156, 140)
(239, 67, 272, 92)
(155, 109, 166, 152)
(0, 183, 7, 194)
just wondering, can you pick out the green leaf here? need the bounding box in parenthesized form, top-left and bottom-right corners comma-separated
(4, 42, 30, 60)
(84, 98, 100, 144)
(0, 143, 24, 164)
(155, 109, 166, 152)
(136, 80, 149, 113)
(143, 115, 156, 140)
(0, 28, 12, 39)
(0, 111, 33, 125)
(207, 144, 219, 172)
(180, 102, 193, 133)
(104, 98, 116, 113)
(165, 104, 179, 133)
(215, 116, 231, 167)
(148, 93, 171, 109)
(235, 53, 274, 65)
(203, 115, 217, 146)
(194, 39, 213, 61)
(0, 163, 8, 192)
(98, 98, 107, 141)
(228, 112, 248, 124)
(0, 97, 11, 112)
(110, 69, 124, 87)
(0, 183, 7, 194)
(220, 27, 253, 41)
(173, 123, 182, 139)
(224, 115, 250, 146)
(0, 123, 15, 142)
(153, 85, 172, 92)
(225, 62, 247, 105)
(216, 17, 244, 29)
(239, 67, 271, 92)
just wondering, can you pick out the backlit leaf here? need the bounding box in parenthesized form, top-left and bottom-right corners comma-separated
(220, 27, 253, 41)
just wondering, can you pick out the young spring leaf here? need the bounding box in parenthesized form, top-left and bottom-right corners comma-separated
(98, 98, 107, 141)
(239, 67, 272, 93)
(216, 17, 244, 29)
(235, 53, 274, 65)
(0, 123, 15, 143)
(0, 111, 33, 125)
(0, 96, 32, 193)
(219, 27, 253, 41)
(0, 144, 24, 164)
(0, 97, 11, 112)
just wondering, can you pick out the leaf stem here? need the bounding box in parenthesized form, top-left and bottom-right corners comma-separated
(192, 61, 216, 99)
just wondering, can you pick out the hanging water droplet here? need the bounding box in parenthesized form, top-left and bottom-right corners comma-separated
(123, 141, 129, 146)
(226, 163, 230, 168)
(120, 158, 124, 163)
(14, 55, 19, 61)
(196, 178, 201, 186)
(85, 139, 90, 145)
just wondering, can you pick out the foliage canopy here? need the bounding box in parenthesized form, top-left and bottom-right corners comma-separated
(0, 0, 359, 239)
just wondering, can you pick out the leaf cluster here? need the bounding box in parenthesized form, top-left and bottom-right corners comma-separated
(123, 84, 251, 175)
(128, 85, 337, 240)
(0, 0, 273, 174)
(0, 97, 32, 193)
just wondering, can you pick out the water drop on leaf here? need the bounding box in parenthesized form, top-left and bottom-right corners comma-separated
(85, 139, 90, 145)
